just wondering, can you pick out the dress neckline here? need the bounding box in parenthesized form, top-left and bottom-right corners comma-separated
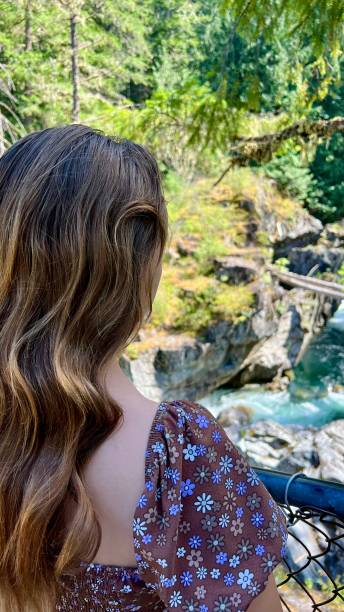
(78, 398, 171, 573)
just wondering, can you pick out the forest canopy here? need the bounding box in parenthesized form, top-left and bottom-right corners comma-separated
(0, 0, 344, 221)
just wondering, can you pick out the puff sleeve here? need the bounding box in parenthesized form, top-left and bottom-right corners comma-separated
(132, 399, 288, 611)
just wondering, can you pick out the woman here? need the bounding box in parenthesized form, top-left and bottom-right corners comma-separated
(0, 125, 288, 611)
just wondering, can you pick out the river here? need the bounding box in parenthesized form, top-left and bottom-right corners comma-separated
(200, 302, 344, 428)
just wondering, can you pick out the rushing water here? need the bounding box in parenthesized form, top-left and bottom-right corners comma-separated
(200, 303, 344, 428)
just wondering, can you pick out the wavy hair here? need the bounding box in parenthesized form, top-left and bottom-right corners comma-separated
(0, 124, 168, 611)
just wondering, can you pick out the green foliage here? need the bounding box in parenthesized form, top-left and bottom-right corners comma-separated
(149, 264, 256, 335)
(307, 133, 344, 222)
(0, 0, 343, 223)
(274, 258, 289, 272)
(337, 263, 344, 285)
(173, 281, 255, 333)
(307, 60, 344, 222)
(220, 1, 344, 62)
(262, 151, 322, 206)
(0, 0, 153, 134)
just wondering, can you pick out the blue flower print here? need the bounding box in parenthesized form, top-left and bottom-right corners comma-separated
(215, 552, 227, 565)
(247, 468, 260, 486)
(184, 410, 194, 423)
(251, 512, 265, 528)
(237, 569, 254, 590)
(135, 493, 147, 509)
(152, 440, 165, 455)
(183, 443, 198, 461)
(196, 414, 209, 429)
(142, 534, 152, 544)
(196, 566, 208, 579)
(127, 400, 288, 612)
(212, 430, 222, 443)
(224, 572, 235, 587)
(197, 444, 207, 456)
(229, 554, 240, 568)
(211, 470, 222, 484)
(218, 513, 230, 528)
(132, 517, 147, 537)
(219, 454, 233, 474)
(236, 481, 248, 495)
(165, 467, 180, 485)
(225, 477, 234, 489)
(180, 571, 193, 586)
(181, 479, 196, 497)
(194, 493, 214, 513)
(210, 568, 221, 579)
(169, 591, 183, 607)
(169, 503, 181, 516)
(189, 535, 202, 549)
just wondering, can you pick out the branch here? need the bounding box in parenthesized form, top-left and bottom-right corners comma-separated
(213, 116, 344, 187)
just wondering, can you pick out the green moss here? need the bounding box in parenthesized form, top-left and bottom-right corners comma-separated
(337, 263, 344, 285)
(141, 170, 307, 338)
(149, 263, 256, 335)
(125, 344, 140, 360)
(124, 333, 172, 360)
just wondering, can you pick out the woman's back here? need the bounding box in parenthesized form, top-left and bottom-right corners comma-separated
(63, 394, 160, 568)
(56, 398, 288, 611)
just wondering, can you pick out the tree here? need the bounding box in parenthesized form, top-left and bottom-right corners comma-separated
(0, 0, 153, 131)
(308, 58, 344, 221)
(58, 1, 83, 122)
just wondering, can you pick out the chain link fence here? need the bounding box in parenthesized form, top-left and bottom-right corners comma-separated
(256, 468, 344, 611)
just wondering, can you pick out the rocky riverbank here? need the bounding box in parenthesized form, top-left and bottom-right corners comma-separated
(120, 180, 343, 401)
(217, 404, 344, 484)
(216, 403, 344, 603)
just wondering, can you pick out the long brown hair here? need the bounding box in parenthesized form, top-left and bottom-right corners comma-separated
(0, 124, 168, 611)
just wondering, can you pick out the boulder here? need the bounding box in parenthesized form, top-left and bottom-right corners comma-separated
(288, 244, 344, 276)
(120, 284, 280, 401)
(219, 407, 344, 484)
(176, 235, 199, 257)
(121, 280, 339, 400)
(231, 189, 323, 257)
(213, 256, 259, 285)
(232, 297, 304, 385)
(229, 286, 339, 386)
(324, 221, 344, 248)
(249, 183, 323, 257)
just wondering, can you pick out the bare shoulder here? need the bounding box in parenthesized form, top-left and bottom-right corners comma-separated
(82, 396, 160, 515)
(68, 398, 161, 566)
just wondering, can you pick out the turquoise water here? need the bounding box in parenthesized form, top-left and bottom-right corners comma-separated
(200, 303, 344, 428)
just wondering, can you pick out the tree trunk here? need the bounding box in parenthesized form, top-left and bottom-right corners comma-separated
(0, 114, 5, 157)
(24, 0, 32, 51)
(70, 12, 80, 123)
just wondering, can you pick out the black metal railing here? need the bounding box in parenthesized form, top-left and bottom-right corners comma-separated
(256, 468, 344, 611)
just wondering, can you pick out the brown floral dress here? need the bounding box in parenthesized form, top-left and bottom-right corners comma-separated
(56, 399, 288, 611)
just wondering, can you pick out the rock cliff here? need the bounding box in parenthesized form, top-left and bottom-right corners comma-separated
(120, 178, 343, 401)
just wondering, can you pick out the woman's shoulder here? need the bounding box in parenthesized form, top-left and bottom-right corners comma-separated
(133, 399, 289, 609)
(145, 398, 237, 470)
(151, 398, 222, 438)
